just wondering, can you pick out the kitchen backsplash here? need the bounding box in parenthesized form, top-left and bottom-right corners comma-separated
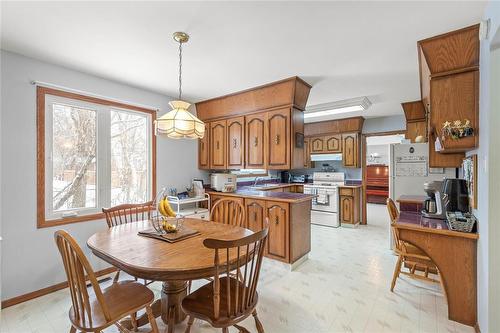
(291, 161, 362, 180)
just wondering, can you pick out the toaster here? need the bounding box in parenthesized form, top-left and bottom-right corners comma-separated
(210, 173, 237, 192)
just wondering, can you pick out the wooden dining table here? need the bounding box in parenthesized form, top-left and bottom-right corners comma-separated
(87, 218, 253, 332)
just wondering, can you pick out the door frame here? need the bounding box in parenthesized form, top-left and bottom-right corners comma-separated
(361, 130, 406, 224)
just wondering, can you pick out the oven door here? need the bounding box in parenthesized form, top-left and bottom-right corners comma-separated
(310, 187, 338, 213)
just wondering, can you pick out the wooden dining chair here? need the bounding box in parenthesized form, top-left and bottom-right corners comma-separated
(182, 227, 269, 333)
(210, 198, 246, 228)
(102, 201, 154, 284)
(386, 198, 445, 294)
(102, 201, 154, 228)
(54, 230, 159, 333)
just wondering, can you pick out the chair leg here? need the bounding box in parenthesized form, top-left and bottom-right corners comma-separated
(185, 316, 194, 333)
(222, 328, 229, 333)
(390, 256, 403, 292)
(252, 309, 265, 333)
(146, 304, 159, 333)
(69, 326, 76, 333)
(234, 324, 251, 333)
(188, 280, 192, 294)
(130, 312, 138, 331)
(113, 270, 121, 283)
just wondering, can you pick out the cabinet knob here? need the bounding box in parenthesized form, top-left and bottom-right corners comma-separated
(254, 212, 257, 221)
(216, 141, 220, 149)
(233, 138, 238, 149)
(253, 137, 258, 147)
(275, 216, 279, 225)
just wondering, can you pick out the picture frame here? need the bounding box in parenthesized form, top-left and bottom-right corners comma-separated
(462, 155, 477, 209)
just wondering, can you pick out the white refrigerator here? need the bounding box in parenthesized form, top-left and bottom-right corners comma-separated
(389, 143, 455, 202)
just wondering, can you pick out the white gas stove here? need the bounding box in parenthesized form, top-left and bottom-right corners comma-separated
(304, 172, 345, 228)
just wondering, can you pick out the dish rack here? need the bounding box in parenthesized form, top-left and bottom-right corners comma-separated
(154, 189, 211, 220)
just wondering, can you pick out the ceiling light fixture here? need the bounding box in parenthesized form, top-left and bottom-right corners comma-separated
(304, 97, 372, 119)
(155, 32, 205, 139)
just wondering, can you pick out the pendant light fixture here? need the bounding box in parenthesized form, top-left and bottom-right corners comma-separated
(155, 32, 205, 139)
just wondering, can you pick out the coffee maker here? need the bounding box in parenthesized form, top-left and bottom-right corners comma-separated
(422, 181, 447, 219)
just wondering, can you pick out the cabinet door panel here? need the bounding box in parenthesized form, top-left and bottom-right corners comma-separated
(227, 117, 245, 169)
(198, 125, 210, 169)
(267, 108, 290, 169)
(210, 120, 227, 169)
(266, 201, 288, 259)
(311, 137, 324, 153)
(342, 133, 359, 168)
(303, 138, 311, 168)
(245, 199, 266, 232)
(340, 196, 354, 224)
(245, 113, 267, 169)
(325, 135, 341, 153)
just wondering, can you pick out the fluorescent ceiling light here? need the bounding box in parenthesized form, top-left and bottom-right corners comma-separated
(304, 97, 371, 119)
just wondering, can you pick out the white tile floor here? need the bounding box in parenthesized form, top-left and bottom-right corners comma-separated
(0, 204, 475, 333)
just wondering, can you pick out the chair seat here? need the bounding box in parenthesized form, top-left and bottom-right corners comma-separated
(182, 276, 258, 327)
(70, 280, 154, 331)
(402, 242, 437, 269)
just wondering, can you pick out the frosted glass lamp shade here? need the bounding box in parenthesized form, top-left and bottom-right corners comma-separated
(155, 100, 205, 139)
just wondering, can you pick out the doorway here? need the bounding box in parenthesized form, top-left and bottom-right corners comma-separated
(361, 131, 406, 224)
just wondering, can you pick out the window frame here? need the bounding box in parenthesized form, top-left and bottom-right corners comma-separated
(37, 86, 157, 228)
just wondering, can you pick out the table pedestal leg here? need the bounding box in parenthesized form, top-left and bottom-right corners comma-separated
(161, 280, 188, 331)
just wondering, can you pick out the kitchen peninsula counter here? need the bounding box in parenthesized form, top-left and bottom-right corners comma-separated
(206, 185, 313, 266)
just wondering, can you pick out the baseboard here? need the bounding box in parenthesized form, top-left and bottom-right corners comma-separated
(1, 267, 117, 309)
(474, 322, 481, 333)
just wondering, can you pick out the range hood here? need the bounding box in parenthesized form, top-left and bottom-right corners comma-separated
(310, 153, 343, 162)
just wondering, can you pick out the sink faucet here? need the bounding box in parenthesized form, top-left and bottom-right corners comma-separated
(254, 177, 264, 186)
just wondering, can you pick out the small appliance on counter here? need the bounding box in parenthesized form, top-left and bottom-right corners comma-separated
(210, 173, 237, 192)
(422, 180, 447, 219)
(442, 178, 469, 213)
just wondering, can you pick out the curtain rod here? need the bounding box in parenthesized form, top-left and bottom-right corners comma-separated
(30, 80, 161, 112)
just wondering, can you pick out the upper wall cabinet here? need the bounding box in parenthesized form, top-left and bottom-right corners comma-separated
(401, 101, 427, 143)
(210, 120, 227, 169)
(227, 117, 245, 169)
(195, 77, 311, 171)
(268, 108, 290, 169)
(245, 112, 267, 169)
(418, 24, 480, 168)
(198, 128, 210, 169)
(342, 133, 360, 168)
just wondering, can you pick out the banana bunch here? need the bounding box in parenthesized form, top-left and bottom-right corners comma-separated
(158, 197, 176, 217)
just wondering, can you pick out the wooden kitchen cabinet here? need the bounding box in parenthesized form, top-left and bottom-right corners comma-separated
(198, 122, 210, 169)
(311, 137, 324, 153)
(227, 116, 245, 169)
(245, 199, 266, 232)
(245, 112, 267, 169)
(266, 201, 289, 261)
(303, 138, 311, 168)
(267, 108, 290, 169)
(325, 135, 342, 152)
(339, 186, 361, 227)
(342, 133, 360, 168)
(210, 120, 227, 169)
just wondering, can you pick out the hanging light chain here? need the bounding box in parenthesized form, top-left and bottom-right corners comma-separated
(178, 40, 183, 100)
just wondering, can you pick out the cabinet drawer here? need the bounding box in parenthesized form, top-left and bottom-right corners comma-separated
(339, 187, 354, 196)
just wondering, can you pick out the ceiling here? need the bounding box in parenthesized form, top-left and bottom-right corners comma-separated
(0, 1, 486, 120)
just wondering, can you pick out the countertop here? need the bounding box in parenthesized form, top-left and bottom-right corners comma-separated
(206, 184, 314, 204)
(338, 184, 362, 189)
(397, 195, 427, 204)
(395, 211, 478, 240)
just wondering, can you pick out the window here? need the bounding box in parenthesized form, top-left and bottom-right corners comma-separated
(37, 87, 156, 228)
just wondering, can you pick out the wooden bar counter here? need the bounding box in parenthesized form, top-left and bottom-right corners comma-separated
(395, 210, 478, 326)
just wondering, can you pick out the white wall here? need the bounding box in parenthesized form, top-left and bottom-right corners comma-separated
(362, 115, 406, 134)
(473, 2, 500, 331)
(0, 51, 204, 301)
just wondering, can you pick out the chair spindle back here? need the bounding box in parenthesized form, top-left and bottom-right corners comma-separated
(102, 201, 154, 228)
(203, 227, 269, 320)
(386, 198, 403, 251)
(54, 230, 110, 328)
(210, 198, 246, 228)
